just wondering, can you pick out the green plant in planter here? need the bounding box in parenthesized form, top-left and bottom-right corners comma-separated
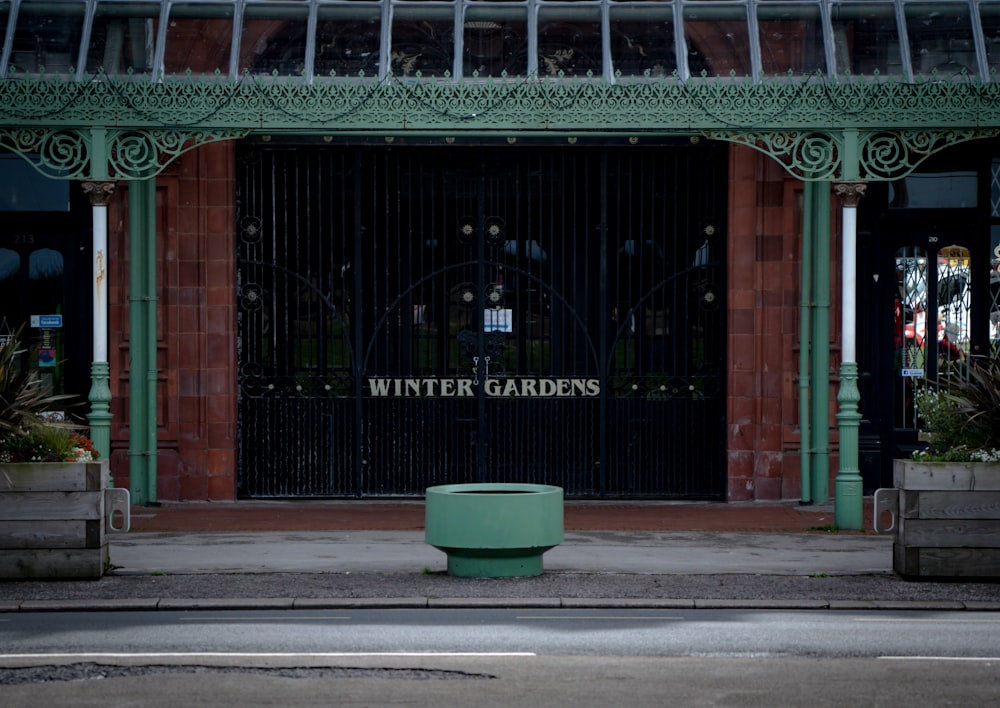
(0, 328, 96, 463)
(913, 354, 1000, 463)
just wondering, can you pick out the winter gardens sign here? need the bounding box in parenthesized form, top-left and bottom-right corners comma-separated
(367, 378, 601, 398)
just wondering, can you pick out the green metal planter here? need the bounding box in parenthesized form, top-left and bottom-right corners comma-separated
(425, 483, 564, 578)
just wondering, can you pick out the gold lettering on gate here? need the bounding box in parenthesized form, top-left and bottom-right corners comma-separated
(366, 377, 600, 397)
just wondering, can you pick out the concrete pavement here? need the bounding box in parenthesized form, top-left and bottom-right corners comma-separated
(108, 530, 892, 576)
(4, 499, 1000, 611)
(110, 498, 889, 576)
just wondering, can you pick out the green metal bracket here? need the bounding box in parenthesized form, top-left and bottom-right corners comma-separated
(702, 127, 1000, 182)
(0, 127, 249, 181)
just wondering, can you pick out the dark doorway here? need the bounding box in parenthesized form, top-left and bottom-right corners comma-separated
(859, 144, 1000, 489)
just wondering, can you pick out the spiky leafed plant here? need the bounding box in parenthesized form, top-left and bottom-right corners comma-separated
(915, 354, 1000, 461)
(0, 327, 76, 436)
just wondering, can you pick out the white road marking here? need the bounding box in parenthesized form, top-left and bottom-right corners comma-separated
(516, 615, 683, 620)
(854, 618, 1000, 623)
(879, 656, 1000, 662)
(0, 652, 536, 660)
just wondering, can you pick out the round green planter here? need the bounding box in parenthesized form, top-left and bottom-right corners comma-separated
(424, 483, 564, 578)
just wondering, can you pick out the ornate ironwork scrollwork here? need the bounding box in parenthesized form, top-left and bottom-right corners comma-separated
(3, 73, 1000, 181)
(705, 127, 1000, 182)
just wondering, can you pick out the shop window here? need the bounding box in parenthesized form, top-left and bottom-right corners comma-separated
(888, 172, 978, 209)
(936, 245, 973, 367)
(315, 6, 381, 78)
(0, 154, 69, 211)
(894, 242, 976, 430)
(0, 249, 20, 338)
(86, 1, 159, 76)
(28, 248, 64, 386)
(990, 226, 1000, 352)
(893, 246, 927, 429)
(609, 3, 677, 78)
(991, 158, 1000, 216)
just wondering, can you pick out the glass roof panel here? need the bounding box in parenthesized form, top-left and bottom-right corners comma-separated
(683, 2, 752, 78)
(8, 0, 85, 76)
(239, 3, 310, 76)
(982, 2, 1000, 79)
(609, 3, 677, 78)
(314, 5, 382, 78)
(0, 3, 9, 63)
(87, 2, 160, 77)
(164, 3, 235, 77)
(757, 2, 825, 76)
(463, 5, 528, 77)
(537, 5, 603, 78)
(391, 4, 455, 77)
(904, 1, 977, 78)
(830, 1, 902, 77)
(0, 0, 995, 84)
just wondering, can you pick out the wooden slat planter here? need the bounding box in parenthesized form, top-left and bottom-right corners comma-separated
(874, 460, 1000, 579)
(0, 460, 129, 579)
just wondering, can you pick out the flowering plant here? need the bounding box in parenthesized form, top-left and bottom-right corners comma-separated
(0, 428, 99, 463)
(0, 328, 95, 464)
(913, 354, 1000, 463)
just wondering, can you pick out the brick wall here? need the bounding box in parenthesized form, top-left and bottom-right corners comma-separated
(726, 144, 841, 500)
(107, 141, 237, 501)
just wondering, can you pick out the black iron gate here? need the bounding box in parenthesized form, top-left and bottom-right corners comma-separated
(237, 143, 727, 498)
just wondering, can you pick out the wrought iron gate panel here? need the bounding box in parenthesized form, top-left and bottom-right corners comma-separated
(237, 143, 726, 498)
(236, 147, 357, 496)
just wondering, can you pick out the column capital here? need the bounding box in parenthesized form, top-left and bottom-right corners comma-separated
(81, 180, 117, 206)
(833, 181, 867, 208)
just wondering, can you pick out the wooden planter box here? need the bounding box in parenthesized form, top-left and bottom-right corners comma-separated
(0, 460, 129, 579)
(875, 460, 1000, 579)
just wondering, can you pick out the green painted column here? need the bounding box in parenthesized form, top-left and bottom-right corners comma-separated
(127, 178, 156, 504)
(143, 177, 158, 504)
(82, 181, 116, 468)
(834, 182, 867, 530)
(798, 181, 814, 503)
(810, 181, 831, 504)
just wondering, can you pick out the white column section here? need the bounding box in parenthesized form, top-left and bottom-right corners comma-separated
(841, 204, 857, 363)
(92, 203, 108, 363)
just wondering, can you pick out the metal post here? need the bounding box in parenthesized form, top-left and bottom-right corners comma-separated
(143, 177, 158, 504)
(82, 181, 116, 466)
(127, 179, 157, 504)
(834, 182, 867, 530)
(128, 180, 150, 504)
(810, 182, 831, 503)
(799, 181, 814, 503)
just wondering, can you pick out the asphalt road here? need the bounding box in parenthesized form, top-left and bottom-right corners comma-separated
(4, 608, 1000, 658)
(2, 608, 999, 706)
